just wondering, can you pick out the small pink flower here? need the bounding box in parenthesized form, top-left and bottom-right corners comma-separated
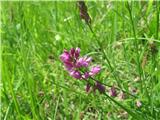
(76, 57, 92, 68)
(89, 66, 101, 76)
(136, 100, 142, 108)
(70, 70, 81, 79)
(118, 91, 125, 100)
(95, 81, 105, 93)
(109, 86, 117, 97)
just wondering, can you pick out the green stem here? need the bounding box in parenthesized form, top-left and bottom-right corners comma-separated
(126, 2, 143, 92)
(103, 93, 145, 120)
(151, 1, 159, 117)
(9, 76, 22, 119)
(81, 69, 137, 98)
(87, 23, 122, 89)
(156, 1, 159, 40)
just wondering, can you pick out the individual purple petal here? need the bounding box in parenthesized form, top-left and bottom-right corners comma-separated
(109, 86, 117, 97)
(64, 61, 73, 71)
(75, 47, 80, 59)
(82, 57, 92, 67)
(76, 57, 91, 68)
(85, 57, 92, 62)
(89, 66, 101, 76)
(60, 50, 71, 62)
(86, 83, 91, 93)
(75, 57, 83, 68)
(70, 48, 75, 57)
(95, 81, 105, 93)
(70, 70, 81, 79)
(76, 57, 87, 67)
(82, 72, 90, 79)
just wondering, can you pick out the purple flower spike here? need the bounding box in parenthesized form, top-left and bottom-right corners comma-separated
(70, 70, 81, 79)
(60, 48, 103, 93)
(89, 66, 101, 76)
(95, 81, 105, 93)
(109, 86, 117, 97)
(86, 83, 91, 93)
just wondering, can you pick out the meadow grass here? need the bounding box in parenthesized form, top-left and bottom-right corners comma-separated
(1, 1, 160, 120)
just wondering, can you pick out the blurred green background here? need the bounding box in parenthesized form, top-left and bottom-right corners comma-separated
(1, 1, 160, 120)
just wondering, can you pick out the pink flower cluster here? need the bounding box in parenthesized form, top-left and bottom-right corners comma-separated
(60, 48, 100, 79)
(60, 47, 105, 93)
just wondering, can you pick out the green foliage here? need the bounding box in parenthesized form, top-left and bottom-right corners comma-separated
(1, 1, 160, 120)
